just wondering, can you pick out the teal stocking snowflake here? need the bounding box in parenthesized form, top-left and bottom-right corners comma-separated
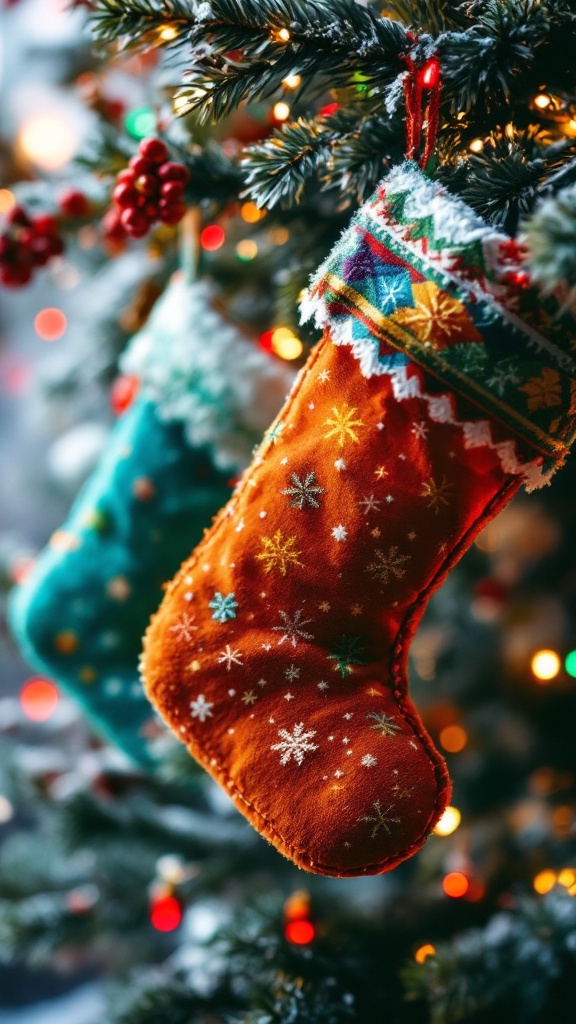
(209, 591, 238, 623)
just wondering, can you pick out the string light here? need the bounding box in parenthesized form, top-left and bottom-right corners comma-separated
(282, 74, 302, 89)
(150, 894, 183, 932)
(18, 114, 78, 172)
(439, 724, 467, 753)
(277, 28, 291, 41)
(533, 92, 553, 110)
(531, 649, 561, 683)
(321, 102, 340, 117)
(0, 795, 14, 825)
(273, 102, 291, 122)
(442, 872, 469, 898)
(241, 201, 264, 223)
(469, 138, 484, 153)
(414, 944, 436, 964)
(20, 678, 59, 722)
(419, 57, 441, 89)
(34, 308, 67, 342)
(564, 650, 576, 677)
(271, 327, 303, 360)
(159, 25, 178, 40)
(433, 805, 461, 837)
(283, 890, 315, 944)
(236, 239, 258, 261)
(125, 107, 156, 140)
(0, 189, 15, 215)
(200, 225, 225, 251)
(285, 920, 315, 944)
(533, 869, 557, 894)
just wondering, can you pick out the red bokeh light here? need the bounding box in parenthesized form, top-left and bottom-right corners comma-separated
(442, 872, 469, 899)
(111, 374, 140, 415)
(34, 308, 67, 342)
(284, 919, 315, 944)
(150, 895, 183, 932)
(200, 225, 225, 251)
(259, 329, 274, 352)
(20, 678, 59, 722)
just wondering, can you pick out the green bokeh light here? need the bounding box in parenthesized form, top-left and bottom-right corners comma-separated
(564, 650, 576, 677)
(125, 107, 156, 140)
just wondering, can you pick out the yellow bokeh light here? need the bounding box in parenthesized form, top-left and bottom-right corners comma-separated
(283, 74, 302, 90)
(533, 869, 557, 894)
(272, 328, 303, 361)
(531, 649, 561, 683)
(439, 724, 468, 753)
(277, 28, 291, 41)
(18, 114, 77, 172)
(414, 944, 436, 964)
(533, 92, 552, 109)
(160, 25, 178, 40)
(557, 868, 576, 888)
(269, 227, 290, 245)
(236, 239, 258, 260)
(433, 805, 462, 837)
(469, 138, 484, 153)
(241, 201, 264, 223)
(273, 102, 291, 122)
(0, 189, 15, 215)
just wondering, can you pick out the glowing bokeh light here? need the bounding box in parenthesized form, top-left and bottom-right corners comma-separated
(433, 805, 462, 837)
(150, 895, 183, 931)
(284, 919, 315, 944)
(439, 724, 467, 753)
(273, 102, 291, 122)
(236, 239, 258, 261)
(0, 189, 15, 215)
(533, 869, 557, 894)
(200, 225, 225, 251)
(18, 114, 77, 171)
(531, 649, 561, 682)
(442, 872, 469, 898)
(34, 308, 67, 342)
(414, 944, 436, 964)
(125, 107, 156, 139)
(20, 678, 59, 722)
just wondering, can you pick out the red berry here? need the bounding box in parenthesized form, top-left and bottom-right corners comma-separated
(120, 208, 150, 236)
(19, 228, 35, 248)
(1, 263, 32, 286)
(138, 138, 168, 164)
(59, 189, 90, 218)
(129, 155, 155, 176)
(160, 180, 185, 202)
(30, 237, 53, 266)
(113, 183, 140, 209)
(33, 214, 59, 237)
(116, 168, 137, 186)
(7, 205, 31, 228)
(136, 174, 159, 197)
(0, 234, 14, 260)
(105, 100, 124, 122)
(158, 162, 190, 184)
(43, 235, 64, 258)
(144, 202, 159, 220)
(159, 204, 185, 225)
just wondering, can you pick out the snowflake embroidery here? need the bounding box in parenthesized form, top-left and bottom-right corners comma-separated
(209, 591, 238, 622)
(281, 470, 325, 509)
(366, 546, 410, 586)
(190, 694, 213, 722)
(257, 531, 303, 575)
(334, 459, 347, 471)
(170, 613, 198, 643)
(411, 420, 429, 439)
(324, 404, 365, 447)
(374, 466, 388, 479)
(359, 494, 381, 514)
(361, 754, 378, 767)
(241, 690, 257, 705)
(273, 608, 314, 648)
(486, 361, 521, 396)
(368, 711, 401, 737)
(217, 645, 243, 670)
(332, 524, 348, 542)
(318, 369, 331, 384)
(328, 635, 366, 678)
(285, 664, 301, 682)
(267, 420, 284, 444)
(271, 722, 319, 766)
(420, 475, 454, 513)
(359, 800, 401, 837)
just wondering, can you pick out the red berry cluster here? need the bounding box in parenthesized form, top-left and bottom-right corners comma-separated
(0, 206, 64, 288)
(112, 138, 189, 238)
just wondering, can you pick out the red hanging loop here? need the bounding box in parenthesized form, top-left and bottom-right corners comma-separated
(401, 50, 442, 168)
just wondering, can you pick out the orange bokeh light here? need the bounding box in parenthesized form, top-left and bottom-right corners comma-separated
(439, 724, 468, 753)
(150, 895, 183, 932)
(34, 308, 67, 342)
(442, 872, 469, 898)
(285, 919, 315, 944)
(20, 678, 59, 722)
(200, 225, 225, 251)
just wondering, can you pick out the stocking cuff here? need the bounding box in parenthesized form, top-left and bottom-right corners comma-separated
(301, 161, 576, 488)
(122, 276, 295, 473)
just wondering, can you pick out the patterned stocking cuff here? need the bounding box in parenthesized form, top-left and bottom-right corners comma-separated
(301, 161, 576, 488)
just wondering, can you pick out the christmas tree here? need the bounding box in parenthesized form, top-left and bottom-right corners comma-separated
(1, 1, 576, 1021)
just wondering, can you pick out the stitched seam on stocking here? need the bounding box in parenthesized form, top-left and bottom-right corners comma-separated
(145, 343, 517, 874)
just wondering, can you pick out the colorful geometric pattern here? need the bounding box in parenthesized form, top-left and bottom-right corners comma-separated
(303, 162, 576, 474)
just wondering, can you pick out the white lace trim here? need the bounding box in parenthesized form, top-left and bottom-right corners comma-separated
(121, 275, 295, 472)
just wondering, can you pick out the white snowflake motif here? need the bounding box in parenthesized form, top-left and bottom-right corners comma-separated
(359, 494, 381, 515)
(366, 546, 410, 586)
(281, 470, 325, 509)
(285, 664, 301, 682)
(334, 459, 346, 472)
(190, 694, 214, 722)
(216, 645, 244, 670)
(359, 800, 401, 837)
(318, 369, 331, 384)
(271, 722, 319, 766)
(209, 591, 238, 623)
(486, 362, 522, 396)
(273, 608, 314, 648)
(332, 524, 348, 542)
(411, 420, 429, 439)
(361, 754, 378, 768)
(170, 613, 198, 643)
